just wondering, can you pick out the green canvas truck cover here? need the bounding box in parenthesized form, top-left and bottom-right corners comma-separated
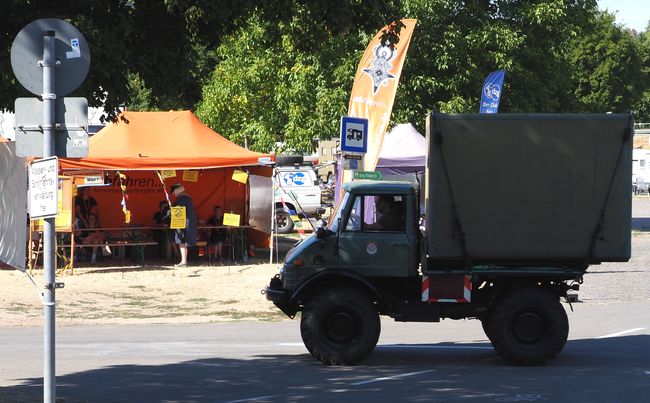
(425, 113, 632, 268)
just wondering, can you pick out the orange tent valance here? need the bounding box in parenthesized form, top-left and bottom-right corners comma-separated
(60, 110, 271, 170)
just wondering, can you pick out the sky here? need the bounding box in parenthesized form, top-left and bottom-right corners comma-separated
(598, 0, 649, 32)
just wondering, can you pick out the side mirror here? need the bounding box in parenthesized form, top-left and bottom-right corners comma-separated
(316, 225, 328, 239)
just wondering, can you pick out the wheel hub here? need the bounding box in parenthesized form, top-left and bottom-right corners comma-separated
(324, 312, 357, 343)
(512, 312, 545, 343)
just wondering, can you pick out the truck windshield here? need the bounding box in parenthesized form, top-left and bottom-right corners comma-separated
(327, 191, 349, 233)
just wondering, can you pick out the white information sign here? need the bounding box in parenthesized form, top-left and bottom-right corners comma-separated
(28, 156, 58, 218)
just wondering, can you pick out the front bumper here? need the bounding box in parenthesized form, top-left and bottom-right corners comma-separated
(264, 275, 297, 318)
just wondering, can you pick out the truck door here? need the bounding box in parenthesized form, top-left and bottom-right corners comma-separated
(337, 194, 414, 277)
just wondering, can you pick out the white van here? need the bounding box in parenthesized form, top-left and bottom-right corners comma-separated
(633, 149, 650, 193)
(274, 165, 323, 233)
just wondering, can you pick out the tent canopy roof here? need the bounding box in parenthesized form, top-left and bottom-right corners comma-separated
(376, 123, 425, 174)
(61, 110, 271, 170)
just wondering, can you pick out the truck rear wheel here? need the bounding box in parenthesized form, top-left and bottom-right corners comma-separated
(275, 208, 294, 234)
(300, 287, 380, 365)
(487, 287, 568, 366)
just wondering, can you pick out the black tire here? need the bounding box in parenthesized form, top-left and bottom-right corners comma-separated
(487, 287, 568, 366)
(275, 155, 304, 165)
(480, 316, 495, 346)
(300, 286, 380, 365)
(275, 208, 294, 234)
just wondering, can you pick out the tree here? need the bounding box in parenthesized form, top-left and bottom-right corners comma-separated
(196, 1, 400, 152)
(569, 11, 644, 114)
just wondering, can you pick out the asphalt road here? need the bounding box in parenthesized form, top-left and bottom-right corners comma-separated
(1, 303, 649, 403)
(1, 197, 649, 402)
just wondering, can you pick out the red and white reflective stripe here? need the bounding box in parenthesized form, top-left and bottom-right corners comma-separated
(421, 275, 472, 303)
(421, 275, 431, 301)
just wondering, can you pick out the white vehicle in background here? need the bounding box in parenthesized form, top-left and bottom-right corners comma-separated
(632, 148, 650, 194)
(274, 157, 325, 233)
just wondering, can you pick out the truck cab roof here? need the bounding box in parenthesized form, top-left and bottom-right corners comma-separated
(343, 180, 415, 195)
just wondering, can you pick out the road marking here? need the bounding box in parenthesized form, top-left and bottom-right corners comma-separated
(377, 344, 492, 350)
(225, 396, 277, 403)
(595, 327, 646, 339)
(350, 369, 434, 386)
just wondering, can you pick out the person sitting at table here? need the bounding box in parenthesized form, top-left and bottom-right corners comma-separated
(207, 205, 228, 264)
(75, 187, 99, 230)
(82, 213, 110, 263)
(152, 200, 174, 261)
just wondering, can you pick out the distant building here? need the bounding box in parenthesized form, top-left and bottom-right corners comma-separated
(314, 139, 339, 182)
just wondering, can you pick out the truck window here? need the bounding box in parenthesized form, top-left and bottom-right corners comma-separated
(342, 195, 405, 232)
(345, 196, 363, 231)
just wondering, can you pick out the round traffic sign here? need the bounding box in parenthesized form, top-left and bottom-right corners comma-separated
(11, 18, 90, 96)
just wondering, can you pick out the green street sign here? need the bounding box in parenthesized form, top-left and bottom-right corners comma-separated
(353, 170, 382, 181)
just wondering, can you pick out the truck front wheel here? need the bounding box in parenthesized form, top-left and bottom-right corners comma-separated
(487, 287, 568, 366)
(300, 287, 380, 365)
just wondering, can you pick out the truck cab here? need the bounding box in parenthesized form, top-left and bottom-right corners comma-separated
(269, 181, 419, 297)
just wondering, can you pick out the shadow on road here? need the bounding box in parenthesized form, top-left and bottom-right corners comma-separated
(2, 335, 649, 403)
(632, 217, 650, 232)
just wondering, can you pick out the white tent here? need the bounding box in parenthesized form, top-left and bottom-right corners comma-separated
(376, 123, 426, 175)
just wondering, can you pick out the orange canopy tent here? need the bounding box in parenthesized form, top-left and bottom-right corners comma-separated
(59, 110, 273, 248)
(60, 110, 271, 170)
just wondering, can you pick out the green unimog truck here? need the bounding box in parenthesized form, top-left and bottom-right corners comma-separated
(264, 113, 632, 366)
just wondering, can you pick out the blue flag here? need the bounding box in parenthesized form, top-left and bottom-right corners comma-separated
(479, 70, 506, 114)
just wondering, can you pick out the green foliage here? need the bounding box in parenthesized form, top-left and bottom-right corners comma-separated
(570, 11, 644, 114)
(2, 0, 649, 149)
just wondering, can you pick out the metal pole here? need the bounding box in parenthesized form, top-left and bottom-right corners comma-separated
(41, 29, 56, 403)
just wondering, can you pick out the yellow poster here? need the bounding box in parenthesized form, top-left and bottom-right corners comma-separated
(223, 213, 240, 227)
(232, 170, 248, 184)
(170, 206, 187, 229)
(348, 19, 417, 171)
(183, 170, 199, 182)
(161, 170, 177, 179)
(124, 209, 131, 224)
(34, 177, 73, 232)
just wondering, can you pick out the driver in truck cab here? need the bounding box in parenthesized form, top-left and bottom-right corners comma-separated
(366, 196, 404, 231)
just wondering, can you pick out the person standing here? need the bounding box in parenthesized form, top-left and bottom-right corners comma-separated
(170, 183, 197, 267)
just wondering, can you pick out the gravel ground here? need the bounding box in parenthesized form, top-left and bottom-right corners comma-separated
(580, 196, 650, 304)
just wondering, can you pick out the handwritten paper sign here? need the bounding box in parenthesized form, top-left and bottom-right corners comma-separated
(170, 206, 186, 229)
(232, 170, 248, 184)
(160, 170, 177, 179)
(223, 213, 240, 227)
(183, 170, 199, 182)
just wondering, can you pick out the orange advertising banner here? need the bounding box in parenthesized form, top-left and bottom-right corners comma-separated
(348, 19, 417, 171)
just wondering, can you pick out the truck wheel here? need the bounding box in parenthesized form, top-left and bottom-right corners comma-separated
(300, 287, 380, 365)
(487, 287, 568, 366)
(275, 209, 294, 234)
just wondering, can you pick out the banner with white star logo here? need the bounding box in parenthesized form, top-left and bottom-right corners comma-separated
(348, 19, 417, 172)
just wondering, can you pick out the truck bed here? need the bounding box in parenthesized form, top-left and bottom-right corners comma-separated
(425, 113, 632, 269)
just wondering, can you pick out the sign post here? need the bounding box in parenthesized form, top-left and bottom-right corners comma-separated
(340, 116, 368, 181)
(11, 18, 90, 403)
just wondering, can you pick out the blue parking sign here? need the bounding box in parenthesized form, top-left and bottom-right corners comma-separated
(340, 116, 368, 153)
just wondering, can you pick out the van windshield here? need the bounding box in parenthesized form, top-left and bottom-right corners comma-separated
(327, 191, 349, 233)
